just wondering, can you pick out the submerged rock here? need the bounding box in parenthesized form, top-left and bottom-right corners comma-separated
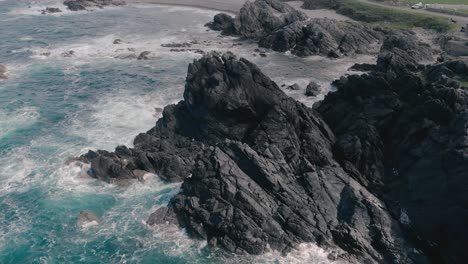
(79, 52, 429, 263)
(113, 38, 123, 44)
(63, 0, 126, 11)
(78, 211, 99, 227)
(61, 50, 75, 57)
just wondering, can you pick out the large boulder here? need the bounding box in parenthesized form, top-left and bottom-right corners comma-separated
(79, 52, 427, 263)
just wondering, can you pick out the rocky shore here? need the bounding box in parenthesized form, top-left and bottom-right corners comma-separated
(78, 44, 467, 262)
(206, 0, 383, 58)
(74, 0, 467, 263)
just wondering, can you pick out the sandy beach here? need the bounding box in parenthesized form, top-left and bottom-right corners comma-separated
(126, 0, 247, 13)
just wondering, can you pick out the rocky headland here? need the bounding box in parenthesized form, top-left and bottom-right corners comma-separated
(74, 0, 467, 263)
(77, 44, 467, 262)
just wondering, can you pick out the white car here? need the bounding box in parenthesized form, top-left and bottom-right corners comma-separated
(411, 2, 424, 9)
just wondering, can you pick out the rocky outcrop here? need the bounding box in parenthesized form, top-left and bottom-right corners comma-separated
(207, 0, 382, 58)
(376, 33, 436, 73)
(40, 7, 62, 14)
(260, 18, 383, 57)
(63, 0, 125, 11)
(79, 52, 429, 263)
(350, 31, 437, 73)
(316, 60, 468, 263)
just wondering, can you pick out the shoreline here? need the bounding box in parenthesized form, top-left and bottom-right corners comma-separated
(126, 0, 246, 14)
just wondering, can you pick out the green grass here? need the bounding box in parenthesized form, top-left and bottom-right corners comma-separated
(400, 0, 468, 5)
(456, 8, 468, 14)
(458, 80, 468, 87)
(336, 0, 457, 32)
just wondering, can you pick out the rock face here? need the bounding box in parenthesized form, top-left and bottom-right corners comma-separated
(80, 52, 431, 263)
(63, 0, 125, 11)
(207, 0, 383, 58)
(316, 60, 468, 263)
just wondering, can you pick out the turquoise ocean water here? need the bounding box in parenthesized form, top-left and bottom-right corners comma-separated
(0, 1, 372, 262)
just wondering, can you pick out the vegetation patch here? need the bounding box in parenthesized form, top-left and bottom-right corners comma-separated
(335, 0, 457, 32)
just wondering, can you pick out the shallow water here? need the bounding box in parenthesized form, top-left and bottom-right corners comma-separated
(0, 1, 372, 263)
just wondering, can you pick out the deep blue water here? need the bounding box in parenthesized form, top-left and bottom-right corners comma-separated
(0, 1, 369, 263)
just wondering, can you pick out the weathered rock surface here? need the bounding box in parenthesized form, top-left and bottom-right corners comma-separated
(63, 0, 125, 11)
(79, 52, 429, 263)
(317, 59, 468, 264)
(376, 33, 436, 73)
(207, 0, 382, 57)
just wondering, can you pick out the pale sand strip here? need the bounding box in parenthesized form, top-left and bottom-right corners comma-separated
(125, 0, 247, 13)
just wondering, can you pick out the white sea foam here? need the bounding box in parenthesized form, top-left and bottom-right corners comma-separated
(0, 107, 40, 139)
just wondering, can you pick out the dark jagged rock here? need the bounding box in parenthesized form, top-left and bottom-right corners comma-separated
(137, 51, 151, 60)
(79, 52, 428, 263)
(63, 0, 125, 11)
(41, 7, 62, 14)
(305, 81, 321, 96)
(349, 32, 438, 74)
(286, 83, 301, 90)
(376, 33, 436, 73)
(113, 39, 123, 44)
(316, 60, 468, 263)
(205, 13, 238, 35)
(206, 0, 382, 57)
(258, 18, 383, 57)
